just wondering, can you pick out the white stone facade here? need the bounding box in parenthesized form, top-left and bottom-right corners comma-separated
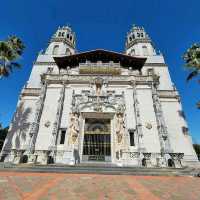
(0, 25, 198, 168)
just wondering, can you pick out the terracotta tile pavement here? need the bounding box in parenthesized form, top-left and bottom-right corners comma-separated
(0, 172, 199, 200)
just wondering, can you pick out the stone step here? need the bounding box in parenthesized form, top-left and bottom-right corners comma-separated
(0, 162, 197, 176)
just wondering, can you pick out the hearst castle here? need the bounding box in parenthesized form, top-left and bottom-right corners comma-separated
(0, 25, 198, 168)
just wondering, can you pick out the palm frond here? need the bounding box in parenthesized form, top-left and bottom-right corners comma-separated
(186, 70, 199, 82)
(183, 43, 200, 70)
(11, 62, 21, 68)
(0, 67, 9, 77)
(0, 35, 25, 77)
(7, 36, 25, 57)
(197, 101, 200, 109)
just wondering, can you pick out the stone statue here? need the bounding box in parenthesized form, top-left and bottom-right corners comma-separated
(69, 113, 79, 143)
(116, 113, 125, 143)
(94, 77, 103, 96)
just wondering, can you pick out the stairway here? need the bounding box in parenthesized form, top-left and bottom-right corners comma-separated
(0, 162, 199, 176)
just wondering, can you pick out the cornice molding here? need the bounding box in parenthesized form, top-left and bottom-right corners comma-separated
(21, 88, 41, 97)
(50, 38, 75, 49)
(34, 62, 56, 66)
(126, 38, 152, 49)
(144, 63, 167, 67)
(158, 90, 180, 99)
(42, 74, 155, 86)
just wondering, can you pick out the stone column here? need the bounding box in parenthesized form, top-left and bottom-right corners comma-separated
(48, 83, 66, 163)
(28, 81, 48, 163)
(131, 81, 144, 167)
(151, 81, 171, 163)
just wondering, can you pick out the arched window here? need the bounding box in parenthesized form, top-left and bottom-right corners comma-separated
(52, 45, 59, 55)
(66, 48, 71, 56)
(62, 32, 65, 37)
(142, 46, 148, 56)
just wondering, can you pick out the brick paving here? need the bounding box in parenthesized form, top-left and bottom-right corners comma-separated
(0, 172, 199, 200)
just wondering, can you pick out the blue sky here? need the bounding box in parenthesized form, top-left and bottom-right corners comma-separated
(0, 0, 200, 143)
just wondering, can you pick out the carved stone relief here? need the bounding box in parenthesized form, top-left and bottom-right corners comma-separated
(71, 77, 125, 113)
(116, 113, 125, 143)
(69, 113, 80, 144)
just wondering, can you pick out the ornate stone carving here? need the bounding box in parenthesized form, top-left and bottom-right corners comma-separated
(169, 153, 184, 160)
(71, 82, 125, 113)
(94, 77, 103, 96)
(151, 83, 171, 154)
(43, 73, 154, 86)
(169, 153, 184, 168)
(130, 152, 140, 159)
(44, 121, 51, 128)
(116, 113, 125, 143)
(143, 153, 151, 159)
(69, 113, 80, 144)
(145, 122, 152, 130)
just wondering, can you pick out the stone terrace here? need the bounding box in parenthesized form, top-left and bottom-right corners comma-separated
(0, 172, 200, 200)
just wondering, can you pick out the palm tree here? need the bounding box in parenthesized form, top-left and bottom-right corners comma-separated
(0, 36, 25, 77)
(183, 43, 200, 108)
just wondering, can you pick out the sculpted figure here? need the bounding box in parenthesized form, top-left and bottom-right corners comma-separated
(116, 113, 125, 143)
(94, 77, 103, 96)
(69, 113, 79, 143)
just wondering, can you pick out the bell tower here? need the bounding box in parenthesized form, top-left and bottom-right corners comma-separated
(45, 26, 76, 56)
(125, 25, 156, 57)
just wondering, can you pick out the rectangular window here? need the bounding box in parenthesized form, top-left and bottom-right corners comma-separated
(129, 131, 135, 146)
(60, 130, 66, 144)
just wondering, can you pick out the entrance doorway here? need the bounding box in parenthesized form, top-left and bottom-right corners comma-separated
(82, 118, 111, 162)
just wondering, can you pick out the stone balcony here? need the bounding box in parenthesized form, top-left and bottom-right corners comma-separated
(79, 62, 121, 75)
